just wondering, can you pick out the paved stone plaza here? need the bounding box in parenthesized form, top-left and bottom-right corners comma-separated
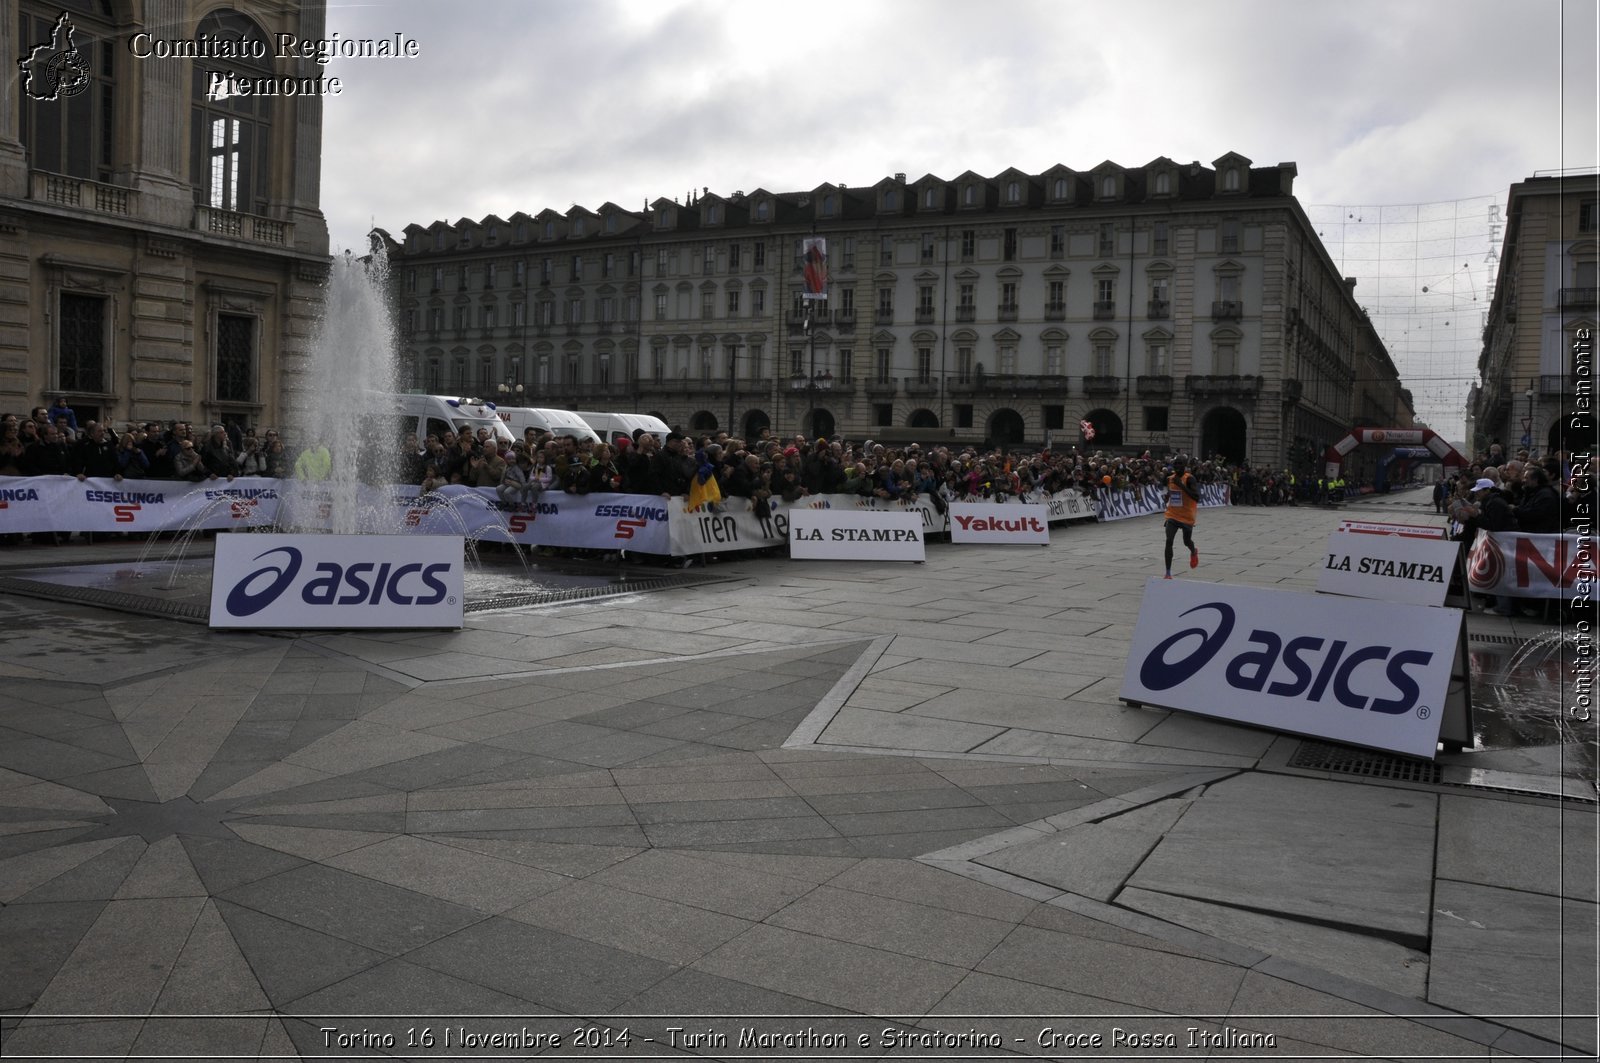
(0, 493, 1593, 1060)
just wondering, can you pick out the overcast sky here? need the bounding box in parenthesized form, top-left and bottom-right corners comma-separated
(317, 0, 1598, 443)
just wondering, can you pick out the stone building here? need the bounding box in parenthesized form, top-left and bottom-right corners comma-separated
(384, 153, 1414, 473)
(0, 0, 329, 434)
(1472, 171, 1598, 458)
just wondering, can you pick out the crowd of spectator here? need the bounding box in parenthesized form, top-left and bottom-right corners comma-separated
(1431, 441, 1590, 616)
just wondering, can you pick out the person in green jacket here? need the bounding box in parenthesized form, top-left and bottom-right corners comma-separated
(294, 439, 332, 481)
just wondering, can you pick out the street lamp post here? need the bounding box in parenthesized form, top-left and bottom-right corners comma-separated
(1523, 381, 1535, 454)
(727, 346, 736, 440)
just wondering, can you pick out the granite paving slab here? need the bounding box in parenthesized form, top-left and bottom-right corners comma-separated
(403, 917, 677, 1012)
(691, 923, 968, 1014)
(212, 900, 389, 1006)
(505, 878, 754, 965)
(979, 795, 1196, 901)
(218, 863, 484, 954)
(1435, 794, 1597, 902)
(1126, 773, 1437, 943)
(322, 834, 569, 913)
(1117, 885, 1429, 999)
(1428, 879, 1598, 1053)
(764, 884, 1016, 967)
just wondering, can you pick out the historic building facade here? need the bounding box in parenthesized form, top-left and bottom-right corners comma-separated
(384, 153, 1414, 472)
(1, 0, 330, 433)
(1472, 172, 1597, 458)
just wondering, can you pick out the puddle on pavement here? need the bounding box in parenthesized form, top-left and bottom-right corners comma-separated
(1464, 635, 1596, 785)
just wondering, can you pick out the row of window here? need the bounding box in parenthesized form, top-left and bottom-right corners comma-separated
(54, 291, 258, 403)
(431, 333, 1241, 394)
(407, 274, 1243, 331)
(403, 220, 1246, 290)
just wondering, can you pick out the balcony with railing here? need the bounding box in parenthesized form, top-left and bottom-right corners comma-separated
(834, 310, 856, 331)
(1043, 302, 1066, 321)
(194, 206, 292, 246)
(1082, 375, 1122, 395)
(1135, 374, 1173, 395)
(1092, 300, 1116, 320)
(903, 376, 939, 396)
(1540, 374, 1567, 396)
(1559, 287, 1598, 309)
(864, 377, 896, 397)
(915, 307, 936, 324)
(996, 303, 1019, 322)
(1211, 300, 1243, 321)
(955, 305, 976, 322)
(31, 171, 136, 217)
(951, 374, 1070, 396)
(1186, 374, 1263, 397)
(1147, 299, 1170, 319)
(874, 308, 895, 324)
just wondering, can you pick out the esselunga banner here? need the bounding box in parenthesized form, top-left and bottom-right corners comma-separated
(1094, 481, 1231, 522)
(209, 533, 464, 630)
(1467, 529, 1593, 601)
(1120, 578, 1459, 759)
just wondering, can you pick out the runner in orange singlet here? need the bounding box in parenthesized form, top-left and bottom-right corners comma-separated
(1162, 458, 1201, 578)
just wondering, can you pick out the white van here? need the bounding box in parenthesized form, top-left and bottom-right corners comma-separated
(374, 394, 515, 446)
(575, 411, 671, 449)
(496, 407, 600, 443)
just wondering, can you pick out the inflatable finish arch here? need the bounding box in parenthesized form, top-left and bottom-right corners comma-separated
(1323, 428, 1467, 480)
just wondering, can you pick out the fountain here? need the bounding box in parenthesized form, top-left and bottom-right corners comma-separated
(0, 243, 685, 621)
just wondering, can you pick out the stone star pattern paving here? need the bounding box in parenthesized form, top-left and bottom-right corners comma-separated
(0, 495, 1593, 1059)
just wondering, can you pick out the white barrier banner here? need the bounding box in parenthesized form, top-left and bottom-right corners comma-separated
(948, 502, 1050, 544)
(0, 476, 283, 533)
(789, 509, 926, 562)
(1120, 579, 1458, 759)
(1093, 482, 1231, 522)
(0, 478, 1095, 552)
(1338, 519, 1447, 540)
(1318, 530, 1460, 607)
(1467, 530, 1593, 601)
(209, 533, 465, 630)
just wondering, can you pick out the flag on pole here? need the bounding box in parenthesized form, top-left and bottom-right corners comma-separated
(1080, 419, 1096, 441)
(802, 237, 828, 301)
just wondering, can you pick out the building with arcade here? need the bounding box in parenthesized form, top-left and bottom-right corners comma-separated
(383, 153, 1416, 476)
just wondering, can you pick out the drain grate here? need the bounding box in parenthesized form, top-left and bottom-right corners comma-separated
(1467, 632, 1528, 646)
(1289, 740, 1443, 783)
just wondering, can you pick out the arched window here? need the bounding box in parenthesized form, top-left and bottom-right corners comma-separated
(1223, 168, 1240, 192)
(1155, 172, 1171, 195)
(190, 9, 273, 212)
(964, 185, 976, 206)
(19, 0, 120, 181)
(1007, 181, 1021, 203)
(1053, 177, 1069, 199)
(883, 189, 896, 210)
(823, 194, 835, 215)
(1101, 176, 1116, 199)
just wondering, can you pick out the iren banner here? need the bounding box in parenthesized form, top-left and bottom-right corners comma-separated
(1120, 578, 1458, 759)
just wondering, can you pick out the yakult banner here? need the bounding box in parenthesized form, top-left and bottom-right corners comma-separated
(1093, 482, 1231, 522)
(789, 509, 925, 562)
(209, 534, 464, 630)
(1120, 579, 1459, 759)
(1467, 530, 1594, 601)
(1318, 530, 1460, 607)
(948, 502, 1050, 545)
